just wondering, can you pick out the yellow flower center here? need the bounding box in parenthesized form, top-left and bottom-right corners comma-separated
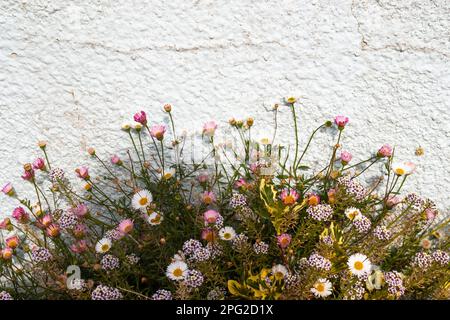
(354, 261, 364, 271)
(275, 272, 284, 280)
(395, 168, 405, 175)
(224, 233, 231, 239)
(139, 197, 148, 206)
(284, 195, 295, 205)
(173, 268, 183, 277)
(203, 196, 212, 204)
(163, 173, 173, 179)
(101, 244, 109, 251)
(349, 211, 358, 220)
(315, 283, 325, 292)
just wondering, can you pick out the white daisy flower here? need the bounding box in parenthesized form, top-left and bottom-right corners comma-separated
(131, 189, 153, 212)
(166, 261, 188, 281)
(95, 238, 112, 254)
(392, 162, 415, 176)
(347, 253, 372, 276)
(271, 264, 288, 280)
(311, 278, 333, 298)
(146, 211, 163, 225)
(219, 226, 236, 241)
(161, 168, 176, 180)
(344, 207, 362, 221)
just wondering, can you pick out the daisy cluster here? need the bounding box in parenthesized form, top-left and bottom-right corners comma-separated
(0, 109, 448, 301)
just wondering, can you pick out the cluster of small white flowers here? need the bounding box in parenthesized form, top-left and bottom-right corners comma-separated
(49, 168, 65, 182)
(232, 233, 249, 252)
(182, 239, 203, 256)
(126, 253, 140, 265)
(431, 250, 449, 265)
(253, 241, 269, 255)
(373, 225, 391, 241)
(190, 247, 211, 262)
(91, 285, 123, 300)
(284, 273, 300, 289)
(337, 176, 367, 202)
(321, 235, 334, 246)
(104, 228, 123, 241)
(101, 254, 120, 271)
(353, 216, 372, 233)
(0, 291, 13, 300)
(308, 253, 332, 271)
(183, 269, 204, 288)
(151, 289, 173, 300)
(229, 193, 247, 209)
(58, 212, 78, 230)
(403, 193, 426, 213)
(207, 287, 226, 300)
(306, 204, 333, 221)
(212, 215, 224, 229)
(206, 242, 223, 259)
(235, 206, 258, 221)
(411, 252, 434, 270)
(343, 282, 365, 300)
(68, 279, 88, 291)
(384, 271, 405, 297)
(31, 247, 53, 263)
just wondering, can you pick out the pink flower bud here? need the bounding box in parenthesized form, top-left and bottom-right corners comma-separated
(70, 240, 88, 253)
(0, 218, 11, 230)
(33, 158, 46, 170)
(133, 111, 147, 125)
(12, 207, 29, 224)
(75, 166, 89, 179)
(41, 214, 53, 228)
(327, 188, 336, 204)
(197, 174, 209, 184)
(118, 219, 134, 234)
(203, 210, 220, 224)
(340, 151, 353, 165)
(150, 124, 167, 141)
(234, 178, 248, 189)
(111, 155, 122, 165)
(277, 233, 292, 249)
(1, 183, 14, 196)
(21, 169, 34, 181)
(334, 115, 349, 129)
(74, 203, 89, 218)
(425, 208, 437, 221)
(386, 195, 401, 208)
(73, 224, 87, 239)
(377, 144, 393, 158)
(202, 121, 218, 136)
(201, 228, 215, 242)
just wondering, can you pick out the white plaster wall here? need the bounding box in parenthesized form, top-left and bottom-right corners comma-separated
(0, 0, 449, 215)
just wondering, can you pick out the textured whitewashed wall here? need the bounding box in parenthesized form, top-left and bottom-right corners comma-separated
(0, 0, 449, 216)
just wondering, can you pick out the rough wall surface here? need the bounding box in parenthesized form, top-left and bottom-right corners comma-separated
(0, 0, 449, 215)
